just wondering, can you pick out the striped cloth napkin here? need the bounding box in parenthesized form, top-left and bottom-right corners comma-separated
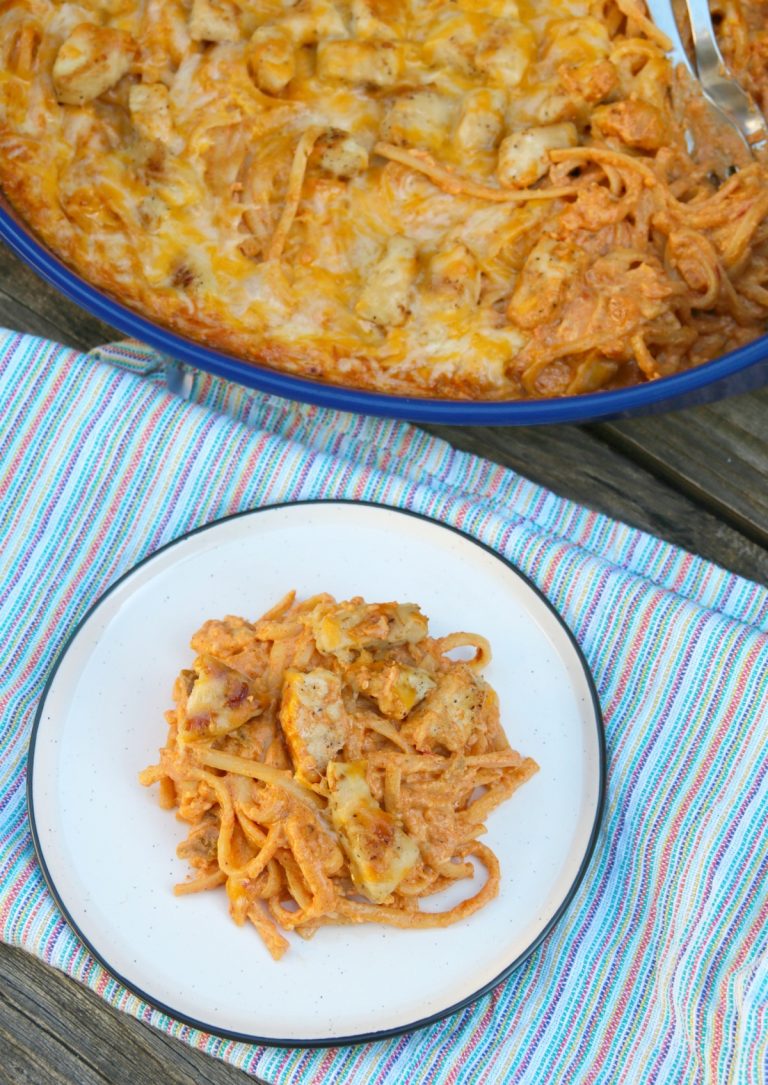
(1, 328, 767, 1085)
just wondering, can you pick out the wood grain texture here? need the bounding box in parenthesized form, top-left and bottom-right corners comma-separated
(427, 423, 768, 585)
(0, 945, 263, 1085)
(1, 236, 767, 1084)
(594, 391, 768, 550)
(0, 246, 115, 349)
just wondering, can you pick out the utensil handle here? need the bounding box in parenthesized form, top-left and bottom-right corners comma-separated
(642, 0, 696, 75)
(682, 0, 768, 145)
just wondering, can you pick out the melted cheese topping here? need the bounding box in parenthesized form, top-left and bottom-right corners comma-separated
(2, 0, 768, 398)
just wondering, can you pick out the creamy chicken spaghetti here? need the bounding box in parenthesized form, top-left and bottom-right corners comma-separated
(1, 0, 767, 398)
(139, 591, 538, 958)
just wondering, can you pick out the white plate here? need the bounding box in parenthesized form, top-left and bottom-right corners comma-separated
(29, 502, 604, 1046)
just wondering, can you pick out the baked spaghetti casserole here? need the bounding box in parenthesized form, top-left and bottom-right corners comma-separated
(1, 0, 767, 398)
(140, 592, 538, 958)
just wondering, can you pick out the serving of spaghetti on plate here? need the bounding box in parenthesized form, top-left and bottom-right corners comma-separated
(1, 0, 768, 401)
(139, 590, 540, 961)
(28, 503, 604, 1044)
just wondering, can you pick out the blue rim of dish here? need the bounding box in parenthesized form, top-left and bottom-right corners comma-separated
(26, 499, 607, 1050)
(27, 500, 607, 1049)
(2, 200, 767, 424)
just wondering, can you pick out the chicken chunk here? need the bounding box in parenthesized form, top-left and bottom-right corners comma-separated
(456, 88, 507, 152)
(558, 59, 619, 105)
(189, 0, 240, 42)
(591, 99, 671, 152)
(316, 40, 405, 87)
(327, 760, 420, 902)
(507, 235, 580, 328)
(311, 599, 428, 658)
(249, 25, 296, 94)
(430, 243, 481, 306)
(423, 10, 478, 75)
(276, 0, 347, 45)
(380, 90, 457, 151)
(355, 236, 418, 328)
(497, 122, 577, 188)
(348, 659, 436, 720)
(180, 654, 267, 741)
(543, 15, 611, 67)
(475, 21, 535, 88)
(129, 83, 173, 143)
(279, 668, 349, 782)
(52, 23, 137, 106)
(316, 129, 370, 178)
(401, 666, 493, 753)
(351, 0, 403, 40)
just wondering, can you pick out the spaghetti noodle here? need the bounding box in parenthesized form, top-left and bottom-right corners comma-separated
(139, 592, 538, 959)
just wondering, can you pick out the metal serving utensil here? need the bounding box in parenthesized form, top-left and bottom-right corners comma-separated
(682, 0, 768, 151)
(644, 0, 768, 157)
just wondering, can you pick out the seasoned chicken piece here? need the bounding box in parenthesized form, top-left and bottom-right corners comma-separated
(507, 235, 580, 328)
(558, 59, 619, 105)
(189, 0, 240, 42)
(497, 122, 577, 188)
(316, 40, 405, 86)
(52, 23, 137, 106)
(456, 88, 507, 152)
(327, 761, 420, 902)
(355, 236, 418, 328)
(137, 0, 192, 84)
(249, 25, 296, 93)
(591, 99, 671, 152)
(380, 90, 457, 151)
(430, 243, 481, 306)
(177, 814, 220, 868)
(129, 83, 173, 143)
(475, 21, 535, 88)
(401, 666, 494, 753)
(277, 0, 347, 44)
(310, 599, 428, 658)
(542, 15, 611, 67)
(279, 668, 349, 782)
(316, 129, 369, 179)
(180, 654, 267, 741)
(423, 10, 478, 74)
(348, 660, 436, 720)
(351, 0, 403, 40)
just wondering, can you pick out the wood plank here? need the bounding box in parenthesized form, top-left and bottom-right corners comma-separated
(0, 244, 116, 348)
(595, 390, 768, 550)
(0, 285, 73, 345)
(0, 945, 262, 1085)
(427, 422, 768, 585)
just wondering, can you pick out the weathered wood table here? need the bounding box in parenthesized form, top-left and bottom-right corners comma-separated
(1, 239, 766, 1084)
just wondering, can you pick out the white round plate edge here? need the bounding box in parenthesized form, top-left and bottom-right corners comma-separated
(28, 502, 605, 1045)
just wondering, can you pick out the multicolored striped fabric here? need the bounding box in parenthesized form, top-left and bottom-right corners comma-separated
(2, 329, 767, 1084)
